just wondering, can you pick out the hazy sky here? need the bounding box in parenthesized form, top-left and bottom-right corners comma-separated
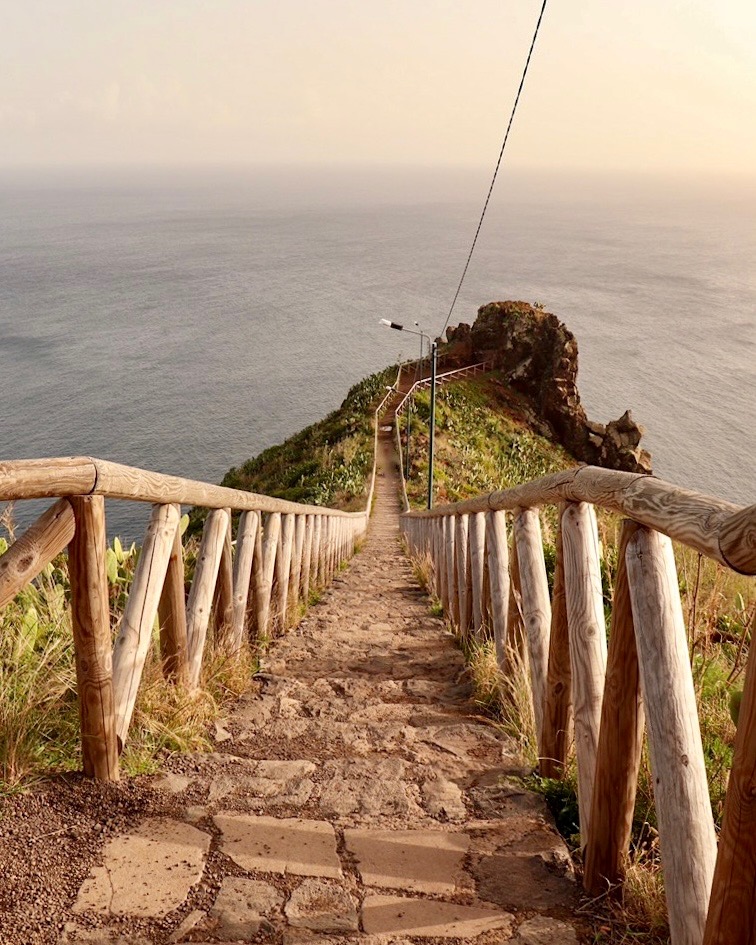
(2, 1, 755, 174)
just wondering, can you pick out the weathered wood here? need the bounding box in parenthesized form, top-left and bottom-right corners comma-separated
(300, 514, 313, 601)
(0, 457, 96, 500)
(212, 513, 234, 647)
(485, 510, 509, 673)
(230, 510, 259, 653)
(112, 503, 180, 749)
(507, 532, 526, 656)
(258, 512, 281, 639)
(513, 507, 552, 748)
(159, 521, 188, 684)
(311, 515, 323, 590)
(469, 512, 487, 637)
(540, 507, 572, 780)
(186, 508, 230, 689)
(248, 510, 266, 640)
(561, 501, 607, 849)
(584, 518, 645, 894)
(718, 503, 756, 574)
(446, 516, 459, 628)
(289, 514, 306, 621)
(454, 514, 471, 637)
(0, 498, 75, 608)
(627, 526, 717, 945)
(68, 496, 119, 781)
(275, 514, 295, 631)
(704, 605, 756, 945)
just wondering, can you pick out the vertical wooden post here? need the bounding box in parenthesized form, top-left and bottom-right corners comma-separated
(507, 531, 526, 656)
(112, 503, 180, 748)
(159, 518, 189, 685)
(258, 512, 281, 639)
(469, 511, 487, 638)
(561, 501, 607, 849)
(439, 516, 450, 614)
(485, 510, 510, 674)
(540, 508, 573, 779)
(446, 516, 459, 629)
(249, 510, 265, 640)
(311, 515, 323, 590)
(289, 514, 306, 620)
(212, 512, 234, 647)
(186, 508, 230, 689)
(301, 514, 313, 601)
(68, 495, 119, 781)
(455, 514, 471, 638)
(276, 513, 295, 631)
(704, 609, 756, 945)
(584, 519, 645, 894)
(513, 507, 552, 749)
(627, 527, 716, 945)
(230, 510, 259, 653)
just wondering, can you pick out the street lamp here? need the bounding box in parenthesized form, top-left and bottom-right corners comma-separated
(379, 319, 438, 510)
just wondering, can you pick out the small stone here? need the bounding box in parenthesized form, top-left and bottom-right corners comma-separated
(422, 776, 466, 821)
(214, 720, 233, 743)
(210, 878, 282, 939)
(151, 773, 192, 794)
(513, 915, 579, 945)
(284, 879, 358, 932)
(168, 909, 206, 943)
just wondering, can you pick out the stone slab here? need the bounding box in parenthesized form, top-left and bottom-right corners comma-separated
(210, 877, 282, 938)
(474, 853, 576, 911)
(361, 895, 513, 938)
(513, 915, 579, 944)
(345, 828, 469, 894)
(284, 878, 359, 932)
(73, 818, 210, 918)
(214, 813, 342, 878)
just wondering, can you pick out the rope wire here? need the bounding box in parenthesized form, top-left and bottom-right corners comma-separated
(439, 0, 549, 339)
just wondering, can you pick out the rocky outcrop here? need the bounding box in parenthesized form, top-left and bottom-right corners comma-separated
(444, 301, 652, 474)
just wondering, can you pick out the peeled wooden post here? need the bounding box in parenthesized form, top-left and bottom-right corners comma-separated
(469, 511, 486, 638)
(186, 508, 230, 689)
(507, 531, 526, 656)
(248, 510, 265, 640)
(212, 512, 234, 647)
(513, 507, 552, 748)
(704, 607, 756, 944)
(561, 501, 607, 849)
(485, 510, 510, 674)
(627, 527, 716, 945)
(258, 512, 281, 639)
(159, 520, 189, 684)
(276, 513, 295, 631)
(112, 503, 180, 749)
(439, 516, 451, 613)
(301, 514, 313, 601)
(540, 508, 572, 779)
(0, 498, 75, 609)
(230, 510, 259, 653)
(289, 514, 306, 620)
(311, 515, 323, 590)
(584, 519, 645, 894)
(455, 514, 471, 638)
(446, 516, 459, 629)
(68, 495, 119, 781)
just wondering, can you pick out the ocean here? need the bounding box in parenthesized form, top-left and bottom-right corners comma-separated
(1, 165, 754, 540)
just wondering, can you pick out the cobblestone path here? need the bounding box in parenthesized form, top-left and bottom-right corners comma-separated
(62, 433, 585, 945)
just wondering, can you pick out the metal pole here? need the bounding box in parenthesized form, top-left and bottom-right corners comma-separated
(427, 340, 437, 510)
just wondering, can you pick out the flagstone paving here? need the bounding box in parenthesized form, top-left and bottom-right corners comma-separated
(61, 431, 585, 944)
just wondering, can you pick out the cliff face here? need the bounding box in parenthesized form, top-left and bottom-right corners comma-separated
(445, 301, 652, 475)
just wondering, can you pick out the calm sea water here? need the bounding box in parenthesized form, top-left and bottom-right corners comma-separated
(1, 166, 754, 539)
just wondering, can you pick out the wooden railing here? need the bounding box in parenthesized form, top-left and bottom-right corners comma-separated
(0, 456, 371, 783)
(400, 466, 756, 945)
(393, 359, 493, 416)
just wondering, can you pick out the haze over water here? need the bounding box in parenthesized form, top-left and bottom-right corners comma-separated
(1, 166, 754, 538)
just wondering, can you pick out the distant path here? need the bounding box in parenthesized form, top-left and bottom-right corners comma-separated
(49, 432, 586, 943)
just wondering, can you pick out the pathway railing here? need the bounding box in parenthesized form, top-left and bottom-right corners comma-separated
(0, 455, 371, 783)
(400, 466, 756, 945)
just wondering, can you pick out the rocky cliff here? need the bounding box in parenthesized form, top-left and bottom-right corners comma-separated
(444, 301, 652, 474)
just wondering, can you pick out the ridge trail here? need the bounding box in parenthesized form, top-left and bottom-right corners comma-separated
(60, 430, 585, 944)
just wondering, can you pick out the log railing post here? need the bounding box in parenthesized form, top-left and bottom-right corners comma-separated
(68, 495, 119, 781)
(540, 507, 572, 779)
(485, 510, 510, 673)
(469, 511, 487, 638)
(186, 508, 230, 689)
(627, 527, 717, 945)
(258, 512, 281, 640)
(276, 513, 295, 631)
(446, 516, 459, 628)
(584, 518, 645, 894)
(513, 507, 552, 749)
(230, 510, 259, 653)
(455, 514, 471, 638)
(212, 511, 234, 648)
(301, 513, 313, 601)
(507, 530, 526, 658)
(561, 501, 607, 849)
(289, 514, 306, 621)
(159, 518, 189, 685)
(311, 515, 323, 590)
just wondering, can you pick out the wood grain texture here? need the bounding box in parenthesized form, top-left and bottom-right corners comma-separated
(513, 507, 552, 748)
(0, 457, 96, 500)
(248, 510, 266, 641)
(540, 507, 572, 780)
(230, 510, 259, 653)
(506, 532, 526, 658)
(561, 501, 607, 849)
(584, 518, 645, 894)
(258, 512, 282, 640)
(455, 514, 471, 638)
(275, 513, 295, 631)
(0, 498, 75, 609)
(112, 503, 180, 748)
(446, 517, 459, 629)
(67, 496, 119, 781)
(627, 526, 717, 945)
(311, 515, 323, 591)
(704, 607, 756, 945)
(439, 516, 451, 614)
(289, 513, 306, 621)
(212, 513, 234, 648)
(718, 503, 756, 575)
(485, 510, 510, 675)
(300, 515, 313, 602)
(186, 508, 230, 689)
(158, 523, 188, 685)
(469, 512, 487, 638)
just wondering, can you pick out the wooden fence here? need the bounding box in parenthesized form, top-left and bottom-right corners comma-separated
(400, 466, 756, 945)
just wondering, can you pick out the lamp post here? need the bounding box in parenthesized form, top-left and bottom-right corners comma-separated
(379, 319, 438, 510)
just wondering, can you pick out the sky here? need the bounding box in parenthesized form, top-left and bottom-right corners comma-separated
(2, 0, 755, 175)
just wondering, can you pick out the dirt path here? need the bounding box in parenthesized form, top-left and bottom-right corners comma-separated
(4, 432, 586, 945)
